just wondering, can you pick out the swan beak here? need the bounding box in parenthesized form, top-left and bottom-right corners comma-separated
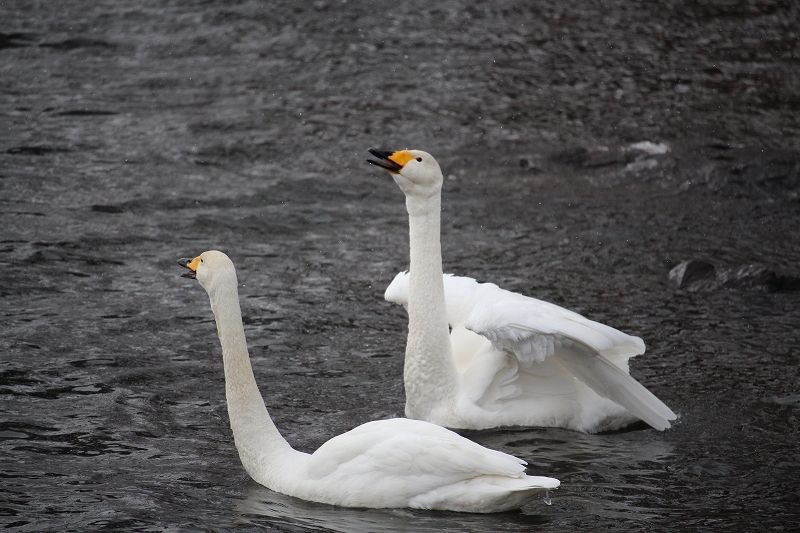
(366, 148, 414, 174)
(178, 256, 200, 279)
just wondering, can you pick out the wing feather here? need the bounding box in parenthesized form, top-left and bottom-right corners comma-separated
(461, 285, 674, 429)
(554, 346, 677, 430)
(307, 418, 527, 482)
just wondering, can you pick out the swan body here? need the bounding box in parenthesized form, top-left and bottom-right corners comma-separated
(367, 149, 677, 433)
(178, 250, 559, 512)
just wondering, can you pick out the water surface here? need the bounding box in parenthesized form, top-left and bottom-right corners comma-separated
(1, 1, 799, 531)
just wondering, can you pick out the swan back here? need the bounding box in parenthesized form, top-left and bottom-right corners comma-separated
(386, 272, 496, 328)
(304, 417, 559, 511)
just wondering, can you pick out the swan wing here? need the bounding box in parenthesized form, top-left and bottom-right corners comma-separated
(386, 272, 674, 430)
(386, 272, 488, 326)
(307, 418, 527, 482)
(388, 272, 645, 358)
(464, 300, 675, 429)
(384, 271, 410, 311)
(553, 344, 677, 430)
(464, 297, 645, 362)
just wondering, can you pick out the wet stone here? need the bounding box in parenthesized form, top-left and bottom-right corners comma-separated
(718, 264, 800, 293)
(669, 260, 717, 291)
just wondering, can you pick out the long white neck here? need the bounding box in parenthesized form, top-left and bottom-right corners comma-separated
(206, 278, 294, 483)
(404, 192, 459, 419)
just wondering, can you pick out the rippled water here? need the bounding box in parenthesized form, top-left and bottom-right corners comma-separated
(2, 1, 799, 531)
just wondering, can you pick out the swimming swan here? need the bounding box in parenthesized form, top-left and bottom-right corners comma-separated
(178, 250, 559, 512)
(366, 149, 677, 433)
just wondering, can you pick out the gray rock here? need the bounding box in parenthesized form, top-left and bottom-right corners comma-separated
(669, 260, 717, 290)
(670, 261, 800, 292)
(718, 264, 800, 292)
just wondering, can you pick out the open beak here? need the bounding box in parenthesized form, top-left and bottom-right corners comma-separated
(178, 256, 200, 279)
(367, 148, 406, 174)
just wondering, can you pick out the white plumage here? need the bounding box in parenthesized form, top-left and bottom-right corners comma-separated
(368, 148, 677, 433)
(386, 271, 676, 431)
(179, 250, 559, 512)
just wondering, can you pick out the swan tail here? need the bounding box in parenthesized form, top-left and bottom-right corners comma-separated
(554, 347, 677, 431)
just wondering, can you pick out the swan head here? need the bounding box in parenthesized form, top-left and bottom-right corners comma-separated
(178, 250, 237, 293)
(367, 149, 443, 200)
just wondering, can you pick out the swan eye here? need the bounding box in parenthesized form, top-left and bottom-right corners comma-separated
(416, 157, 422, 162)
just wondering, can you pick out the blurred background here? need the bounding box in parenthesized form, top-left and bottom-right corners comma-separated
(1, 1, 799, 531)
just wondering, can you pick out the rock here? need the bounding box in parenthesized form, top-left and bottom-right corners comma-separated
(670, 261, 800, 292)
(669, 260, 717, 290)
(718, 264, 800, 292)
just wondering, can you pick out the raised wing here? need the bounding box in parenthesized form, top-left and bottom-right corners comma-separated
(387, 271, 645, 361)
(554, 345, 677, 431)
(464, 298, 645, 363)
(463, 294, 675, 430)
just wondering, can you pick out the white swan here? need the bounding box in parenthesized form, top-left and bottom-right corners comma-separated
(178, 250, 559, 512)
(366, 149, 677, 433)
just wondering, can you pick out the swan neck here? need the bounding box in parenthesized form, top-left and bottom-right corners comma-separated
(207, 279, 293, 474)
(405, 193, 458, 417)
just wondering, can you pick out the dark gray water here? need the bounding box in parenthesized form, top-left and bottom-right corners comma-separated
(2, 1, 799, 531)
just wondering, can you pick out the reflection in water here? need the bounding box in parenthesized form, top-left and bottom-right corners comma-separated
(237, 482, 551, 533)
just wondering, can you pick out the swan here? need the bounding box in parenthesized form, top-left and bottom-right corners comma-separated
(366, 149, 677, 433)
(177, 250, 559, 512)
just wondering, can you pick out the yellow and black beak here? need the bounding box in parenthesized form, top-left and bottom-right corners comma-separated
(178, 256, 200, 279)
(366, 148, 414, 174)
